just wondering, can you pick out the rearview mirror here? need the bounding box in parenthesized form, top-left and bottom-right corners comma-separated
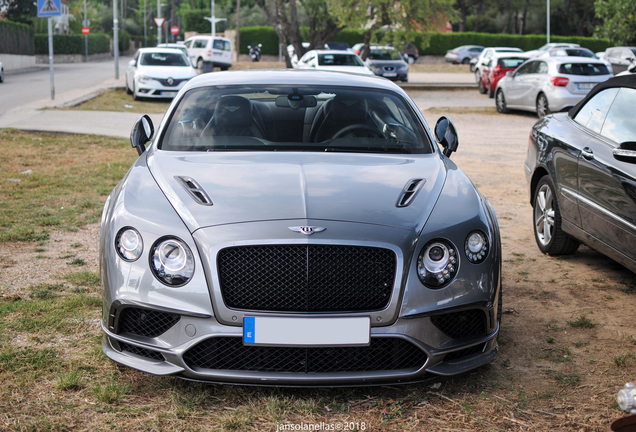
(434, 116, 459, 158)
(613, 142, 636, 164)
(130, 114, 154, 156)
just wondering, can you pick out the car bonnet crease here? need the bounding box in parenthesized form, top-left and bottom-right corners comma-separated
(146, 151, 446, 232)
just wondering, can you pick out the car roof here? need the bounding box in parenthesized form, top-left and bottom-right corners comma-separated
(569, 74, 636, 118)
(184, 69, 403, 93)
(311, 50, 357, 55)
(139, 47, 186, 53)
(537, 56, 606, 64)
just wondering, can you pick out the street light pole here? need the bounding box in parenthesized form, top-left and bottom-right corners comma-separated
(144, 0, 147, 47)
(157, 0, 162, 44)
(114, 0, 119, 79)
(547, 0, 550, 43)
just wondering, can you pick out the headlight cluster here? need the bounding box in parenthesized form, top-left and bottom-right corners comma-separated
(137, 75, 154, 83)
(465, 230, 489, 264)
(150, 237, 195, 286)
(417, 240, 458, 288)
(114, 229, 195, 287)
(417, 231, 490, 288)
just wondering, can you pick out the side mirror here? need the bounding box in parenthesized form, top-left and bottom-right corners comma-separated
(128, 59, 136, 67)
(506, 71, 514, 78)
(613, 142, 636, 164)
(434, 116, 459, 157)
(628, 64, 636, 73)
(130, 114, 154, 156)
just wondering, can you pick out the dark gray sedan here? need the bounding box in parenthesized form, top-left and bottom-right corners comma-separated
(100, 70, 501, 386)
(364, 46, 409, 82)
(525, 75, 636, 272)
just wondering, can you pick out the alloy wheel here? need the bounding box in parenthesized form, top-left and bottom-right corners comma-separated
(534, 183, 555, 246)
(536, 94, 549, 118)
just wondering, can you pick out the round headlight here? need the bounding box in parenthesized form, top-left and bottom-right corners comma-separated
(115, 227, 143, 262)
(150, 237, 195, 287)
(417, 239, 458, 288)
(465, 230, 489, 264)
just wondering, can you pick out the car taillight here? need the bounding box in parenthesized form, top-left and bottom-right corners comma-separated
(550, 76, 569, 87)
(207, 50, 211, 56)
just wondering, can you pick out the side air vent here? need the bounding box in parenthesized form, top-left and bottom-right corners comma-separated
(396, 179, 426, 208)
(175, 176, 213, 206)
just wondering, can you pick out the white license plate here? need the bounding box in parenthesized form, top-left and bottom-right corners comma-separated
(577, 83, 594, 90)
(383, 72, 397, 77)
(243, 316, 370, 346)
(161, 91, 177, 97)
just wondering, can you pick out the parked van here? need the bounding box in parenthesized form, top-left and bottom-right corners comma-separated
(183, 36, 233, 71)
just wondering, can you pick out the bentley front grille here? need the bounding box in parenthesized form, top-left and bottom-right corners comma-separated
(430, 309, 487, 339)
(183, 337, 427, 373)
(217, 245, 396, 312)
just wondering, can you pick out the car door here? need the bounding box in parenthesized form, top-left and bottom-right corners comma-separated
(575, 87, 636, 258)
(521, 60, 547, 109)
(505, 61, 537, 106)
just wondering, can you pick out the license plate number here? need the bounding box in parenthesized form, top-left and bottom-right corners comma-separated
(383, 72, 397, 77)
(577, 83, 594, 90)
(161, 91, 177, 97)
(243, 316, 370, 346)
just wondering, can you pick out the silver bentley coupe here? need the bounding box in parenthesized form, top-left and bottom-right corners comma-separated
(100, 70, 502, 385)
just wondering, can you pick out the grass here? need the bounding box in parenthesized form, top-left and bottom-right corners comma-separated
(65, 89, 170, 114)
(0, 129, 135, 242)
(567, 314, 597, 328)
(63, 271, 101, 288)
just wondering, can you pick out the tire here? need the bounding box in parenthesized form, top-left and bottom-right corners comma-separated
(132, 82, 140, 101)
(196, 57, 204, 69)
(478, 77, 487, 94)
(462, 57, 470, 65)
(533, 175, 580, 255)
(496, 89, 509, 114)
(488, 83, 495, 98)
(536, 93, 550, 119)
(0, 68, 4, 83)
(125, 77, 132, 95)
(497, 283, 502, 326)
(220, 66, 229, 71)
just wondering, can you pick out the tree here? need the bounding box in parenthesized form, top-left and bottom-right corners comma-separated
(329, 0, 455, 59)
(0, 0, 37, 25)
(595, 0, 636, 45)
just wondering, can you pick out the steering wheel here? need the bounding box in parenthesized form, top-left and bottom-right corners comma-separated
(331, 124, 386, 139)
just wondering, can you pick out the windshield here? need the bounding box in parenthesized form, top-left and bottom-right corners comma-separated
(140, 52, 190, 67)
(160, 85, 432, 154)
(318, 53, 364, 67)
(558, 63, 610, 76)
(368, 48, 402, 61)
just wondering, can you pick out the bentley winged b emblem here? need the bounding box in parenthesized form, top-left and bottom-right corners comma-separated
(288, 226, 326, 236)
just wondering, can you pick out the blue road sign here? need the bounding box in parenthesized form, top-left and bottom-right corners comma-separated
(38, 0, 61, 17)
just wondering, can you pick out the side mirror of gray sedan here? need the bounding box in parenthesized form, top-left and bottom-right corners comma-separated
(506, 71, 514, 78)
(130, 114, 154, 156)
(613, 142, 636, 164)
(434, 116, 459, 158)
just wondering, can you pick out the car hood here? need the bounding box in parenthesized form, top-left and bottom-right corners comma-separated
(147, 151, 446, 233)
(136, 65, 196, 79)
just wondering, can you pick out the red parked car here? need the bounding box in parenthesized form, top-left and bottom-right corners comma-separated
(479, 54, 529, 98)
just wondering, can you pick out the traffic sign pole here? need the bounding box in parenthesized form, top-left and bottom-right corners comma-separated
(84, 0, 87, 62)
(38, 0, 61, 100)
(48, 17, 55, 100)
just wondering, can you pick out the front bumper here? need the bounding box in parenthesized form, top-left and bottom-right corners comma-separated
(102, 303, 499, 386)
(545, 87, 587, 112)
(135, 79, 189, 98)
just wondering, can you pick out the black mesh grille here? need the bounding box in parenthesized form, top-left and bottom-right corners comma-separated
(217, 245, 396, 312)
(183, 337, 426, 373)
(118, 307, 181, 338)
(443, 343, 487, 362)
(118, 341, 165, 361)
(430, 309, 487, 339)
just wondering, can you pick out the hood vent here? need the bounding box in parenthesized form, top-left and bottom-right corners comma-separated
(175, 176, 213, 206)
(396, 179, 426, 208)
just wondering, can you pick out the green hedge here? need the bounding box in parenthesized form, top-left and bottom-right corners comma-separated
(240, 26, 281, 55)
(0, 20, 35, 55)
(35, 33, 110, 55)
(420, 33, 610, 55)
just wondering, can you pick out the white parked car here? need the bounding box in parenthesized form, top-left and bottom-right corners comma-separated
(472, 47, 523, 81)
(524, 42, 580, 58)
(125, 48, 197, 100)
(293, 50, 374, 75)
(183, 35, 232, 71)
(537, 47, 613, 73)
(495, 56, 613, 118)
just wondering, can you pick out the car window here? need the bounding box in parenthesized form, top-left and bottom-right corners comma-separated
(516, 61, 536, 75)
(160, 85, 432, 154)
(558, 63, 610, 76)
(607, 50, 619, 60)
(318, 53, 363, 67)
(213, 39, 224, 50)
(368, 48, 402, 61)
(140, 52, 190, 67)
(600, 88, 636, 144)
(564, 49, 595, 58)
(536, 61, 548, 74)
(183, 40, 192, 48)
(573, 88, 619, 133)
(193, 39, 207, 49)
(499, 58, 526, 69)
(469, 47, 483, 53)
(621, 49, 636, 61)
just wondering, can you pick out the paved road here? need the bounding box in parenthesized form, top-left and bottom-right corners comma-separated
(0, 56, 131, 117)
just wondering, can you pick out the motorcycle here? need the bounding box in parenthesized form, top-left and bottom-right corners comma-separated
(248, 44, 262, 62)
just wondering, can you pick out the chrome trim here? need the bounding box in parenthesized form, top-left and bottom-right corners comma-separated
(561, 187, 636, 232)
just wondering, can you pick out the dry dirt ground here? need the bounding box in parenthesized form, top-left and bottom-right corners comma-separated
(1, 91, 635, 431)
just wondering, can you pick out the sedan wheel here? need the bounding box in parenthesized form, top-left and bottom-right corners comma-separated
(533, 176, 579, 255)
(536, 93, 550, 118)
(478, 77, 487, 94)
(125, 77, 132, 95)
(197, 58, 204, 70)
(462, 57, 470, 65)
(132, 82, 140, 101)
(496, 89, 509, 114)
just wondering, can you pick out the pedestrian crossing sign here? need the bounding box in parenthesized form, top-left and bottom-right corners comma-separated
(38, 0, 61, 17)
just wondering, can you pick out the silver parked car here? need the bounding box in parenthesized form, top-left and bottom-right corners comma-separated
(445, 45, 484, 64)
(100, 70, 502, 386)
(495, 56, 613, 118)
